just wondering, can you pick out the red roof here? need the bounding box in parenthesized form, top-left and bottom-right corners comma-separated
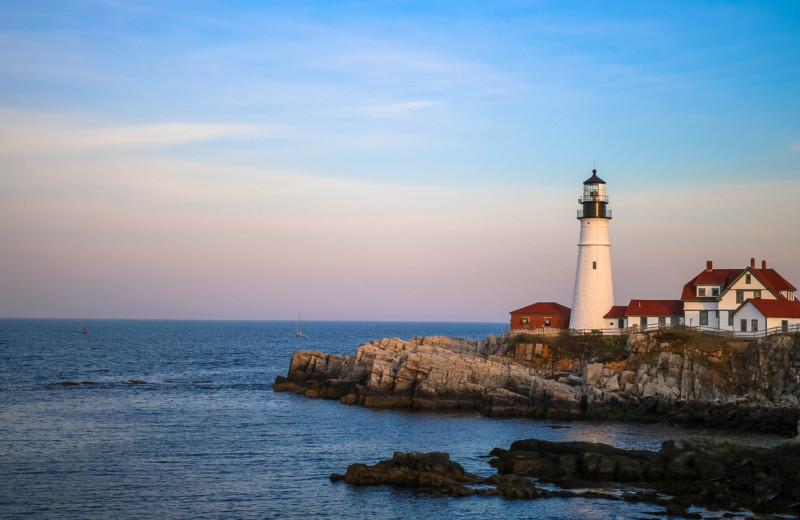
(754, 268, 797, 293)
(604, 305, 627, 318)
(624, 299, 684, 317)
(682, 264, 796, 301)
(681, 268, 740, 300)
(746, 298, 800, 318)
(510, 301, 571, 315)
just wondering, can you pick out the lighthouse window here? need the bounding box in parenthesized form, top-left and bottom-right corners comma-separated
(592, 261, 597, 270)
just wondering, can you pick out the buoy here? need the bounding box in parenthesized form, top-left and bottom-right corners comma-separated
(82, 327, 87, 335)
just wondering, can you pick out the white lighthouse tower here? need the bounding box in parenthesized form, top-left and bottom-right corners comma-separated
(570, 169, 614, 331)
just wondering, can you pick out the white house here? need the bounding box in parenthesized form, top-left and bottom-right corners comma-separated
(681, 259, 798, 332)
(735, 298, 800, 334)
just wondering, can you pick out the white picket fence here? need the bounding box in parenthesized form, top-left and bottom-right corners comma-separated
(502, 323, 800, 340)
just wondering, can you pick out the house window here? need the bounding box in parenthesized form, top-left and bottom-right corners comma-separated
(671, 317, 679, 326)
(521, 317, 529, 328)
(746, 274, 751, 284)
(751, 319, 758, 332)
(754, 290, 761, 299)
(698, 288, 706, 297)
(736, 291, 744, 304)
(711, 288, 719, 297)
(592, 261, 597, 270)
(544, 318, 551, 328)
(728, 312, 734, 326)
(640, 316, 647, 328)
(658, 316, 666, 327)
(618, 318, 625, 329)
(782, 320, 789, 332)
(740, 319, 747, 331)
(699, 311, 708, 326)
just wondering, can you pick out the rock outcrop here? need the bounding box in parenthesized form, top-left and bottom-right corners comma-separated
(274, 329, 800, 435)
(333, 440, 800, 517)
(488, 436, 800, 515)
(330, 451, 482, 488)
(274, 335, 587, 420)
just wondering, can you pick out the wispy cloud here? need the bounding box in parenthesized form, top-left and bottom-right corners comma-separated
(0, 108, 268, 156)
(361, 100, 441, 117)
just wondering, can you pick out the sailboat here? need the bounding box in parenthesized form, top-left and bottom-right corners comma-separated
(295, 313, 306, 337)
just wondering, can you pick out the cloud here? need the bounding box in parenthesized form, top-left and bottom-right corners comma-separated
(0, 108, 268, 156)
(361, 100, 442, 117)
(794, 141, 800, 151)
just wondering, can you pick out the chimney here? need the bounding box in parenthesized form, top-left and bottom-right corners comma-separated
(750, 258, 755, 268)
(706, 260, 713, 270)
(762, 260, 766, 269)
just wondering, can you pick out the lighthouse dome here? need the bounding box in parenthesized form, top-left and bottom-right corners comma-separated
(583, 169, 605, 184)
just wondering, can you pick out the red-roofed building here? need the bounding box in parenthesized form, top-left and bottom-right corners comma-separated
(509, 302, 571, 331)
(603, 300, 684, 330)
(682, 259, 797, 332)
(735, 298, 800, 333)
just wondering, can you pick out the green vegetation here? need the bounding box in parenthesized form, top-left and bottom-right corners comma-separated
(504, 330, 629, 365)
(504, 333, 544, 355)
(652, 326, 729, 352)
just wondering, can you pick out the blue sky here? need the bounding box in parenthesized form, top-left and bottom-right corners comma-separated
(1, 1, 799, 321)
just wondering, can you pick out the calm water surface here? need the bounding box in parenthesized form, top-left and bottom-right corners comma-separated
(0, 320, 782, 519)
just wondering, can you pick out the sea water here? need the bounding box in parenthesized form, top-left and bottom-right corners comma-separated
(0, 320, 782, 519)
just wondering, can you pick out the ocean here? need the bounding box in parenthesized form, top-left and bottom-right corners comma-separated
(0, 319, 783, 519)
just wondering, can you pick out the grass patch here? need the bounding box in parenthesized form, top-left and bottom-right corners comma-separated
(504, 330, 630, 366)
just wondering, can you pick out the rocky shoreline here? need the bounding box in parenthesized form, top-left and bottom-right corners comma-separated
(274, 330, 800, 435)
(331, 433, 800, 517)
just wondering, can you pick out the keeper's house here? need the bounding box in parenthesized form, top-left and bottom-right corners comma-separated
(682, 259, 800, 333)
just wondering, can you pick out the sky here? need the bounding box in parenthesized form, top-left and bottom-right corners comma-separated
(1, 1, 799, 322)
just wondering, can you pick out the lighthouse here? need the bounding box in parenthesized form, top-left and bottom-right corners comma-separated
(570, 169, 615, 331)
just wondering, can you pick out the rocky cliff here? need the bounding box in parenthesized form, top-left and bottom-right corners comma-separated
(273, 329, 800, 435)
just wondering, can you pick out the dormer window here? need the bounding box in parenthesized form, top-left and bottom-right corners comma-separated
(698, 288, 706, 297)
(711, 288, 719, 297)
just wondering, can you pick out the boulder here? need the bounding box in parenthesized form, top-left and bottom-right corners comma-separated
(331, 451, 481, 488)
